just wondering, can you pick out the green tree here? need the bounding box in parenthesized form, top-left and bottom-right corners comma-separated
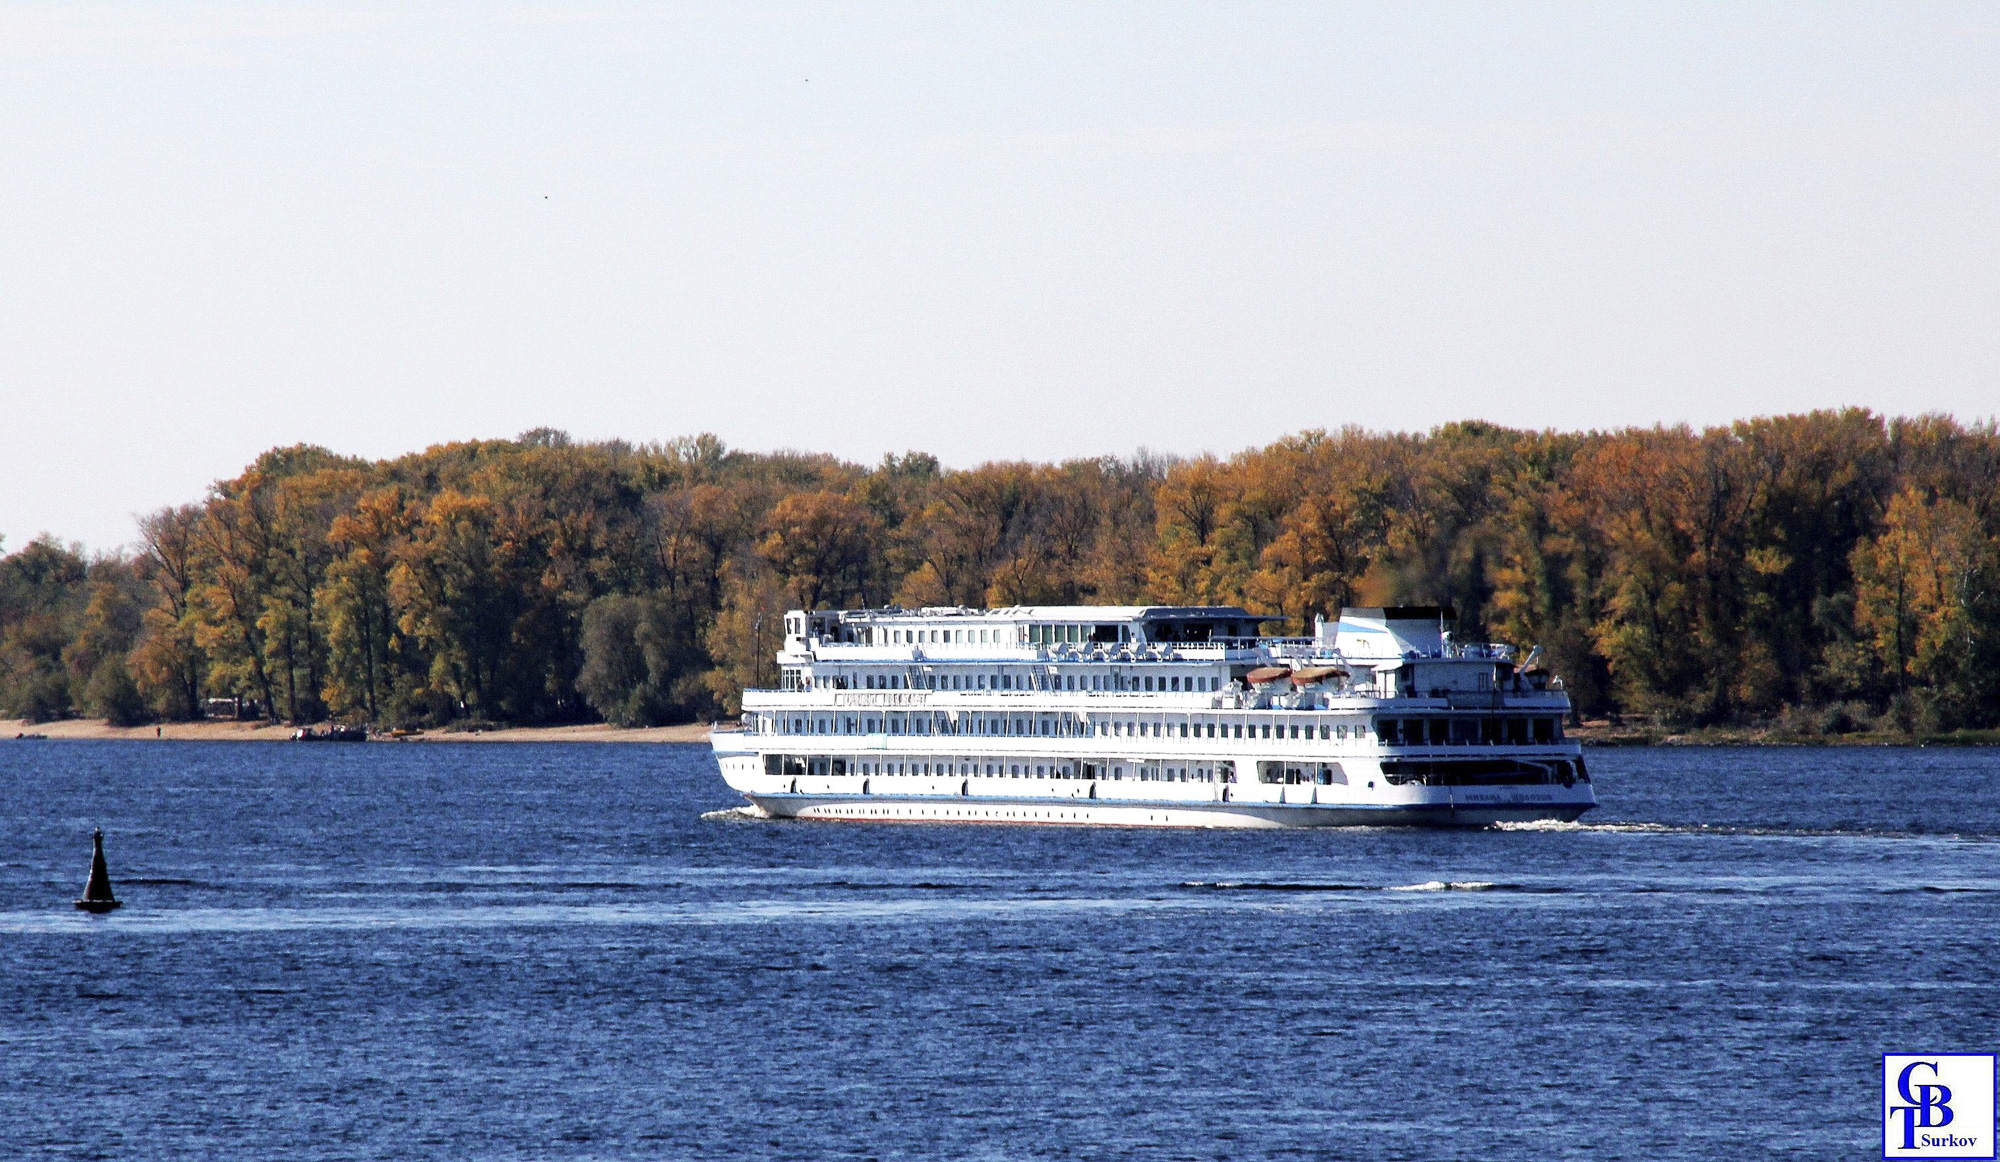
(758, 490, 882, 611)
(193, 473, 283, 718)
(131, 505, 208, 719)
(704, 566, 788, 715)
(65, 570, 148, 722)
(390, 490, 519, 720)
(576, 591, 700, 726)
(1851, 488, 2000, 729)
(0, 537, 89, 721)
(320, 487, 417, 723)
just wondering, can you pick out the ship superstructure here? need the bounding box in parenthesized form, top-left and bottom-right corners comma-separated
(708, 605, 1595, 827)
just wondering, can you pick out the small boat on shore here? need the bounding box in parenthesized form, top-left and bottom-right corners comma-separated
(292, 725, 368, 742)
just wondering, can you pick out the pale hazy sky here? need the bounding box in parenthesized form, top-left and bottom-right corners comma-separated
(3, 3, 1997, 553)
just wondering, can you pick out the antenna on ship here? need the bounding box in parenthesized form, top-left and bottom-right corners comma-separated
(74, 827, 121, 914)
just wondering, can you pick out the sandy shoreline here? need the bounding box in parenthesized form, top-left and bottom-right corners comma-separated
(1, 718, 715, 744)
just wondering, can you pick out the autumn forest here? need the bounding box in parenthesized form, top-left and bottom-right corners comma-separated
(3, 410, 1997, 736)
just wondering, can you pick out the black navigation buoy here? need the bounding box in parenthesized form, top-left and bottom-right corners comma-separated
(74, 828, 120, 913)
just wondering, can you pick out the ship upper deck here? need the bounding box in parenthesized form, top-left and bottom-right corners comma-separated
(761, 604, 1553, 707)
(781, 605, 1514, 665)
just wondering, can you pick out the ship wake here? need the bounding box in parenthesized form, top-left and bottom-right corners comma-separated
(1494, 819, 2000, 841)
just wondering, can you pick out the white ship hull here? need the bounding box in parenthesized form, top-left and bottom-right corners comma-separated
(747, 793, 1592, 829)
(714, 750, 1595, 829)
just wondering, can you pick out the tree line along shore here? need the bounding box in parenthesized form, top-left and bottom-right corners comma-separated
(1, 412, 1996, 739)
(9, 717, 1995, 748)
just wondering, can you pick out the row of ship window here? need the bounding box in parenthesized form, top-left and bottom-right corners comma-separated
(758, 712, 1564, 745)
(768, 755, 1227, 782)
(848, 624, 1142, 646)
(861, 626, 1021, 646)
(761, 755, 1585, 787)
(1381, 757, 1589, 786)
(759, 712, 1371, 741)
(1378, 716, 1564, 745)
(786, 671, 1219, 693)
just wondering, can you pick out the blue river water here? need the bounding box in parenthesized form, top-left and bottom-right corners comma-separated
(2, 741, 1997, 1160)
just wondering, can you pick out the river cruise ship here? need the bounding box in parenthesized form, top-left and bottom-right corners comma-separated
(709, 604, 1595, 828)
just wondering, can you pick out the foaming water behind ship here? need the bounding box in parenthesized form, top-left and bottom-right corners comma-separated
(1, 741, 1996, 1160)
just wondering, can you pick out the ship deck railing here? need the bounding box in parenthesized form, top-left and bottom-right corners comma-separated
(805, 638, 1519, 665)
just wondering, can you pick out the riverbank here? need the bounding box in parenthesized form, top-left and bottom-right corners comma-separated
(1, 719, 714, 743)
(10, 717, 1993, 747)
